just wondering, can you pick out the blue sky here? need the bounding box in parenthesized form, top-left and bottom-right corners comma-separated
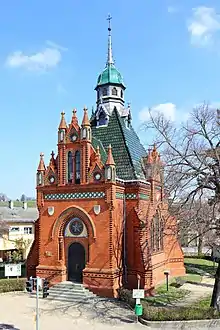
(0, 0, 220, 199)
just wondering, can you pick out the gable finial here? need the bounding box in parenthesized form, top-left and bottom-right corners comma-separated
(106, 14, 114, 66)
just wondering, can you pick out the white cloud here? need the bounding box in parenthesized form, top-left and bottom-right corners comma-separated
(5, 41, 65, 72)
(187, 7, 220, 46)
(46, 40, 68, 52)
(139, 103, 176, 122)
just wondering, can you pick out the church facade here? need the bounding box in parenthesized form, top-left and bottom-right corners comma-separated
(27, 19, 185, 297)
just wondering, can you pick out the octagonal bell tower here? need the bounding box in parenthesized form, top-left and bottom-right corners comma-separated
(95, 15, 126, 124)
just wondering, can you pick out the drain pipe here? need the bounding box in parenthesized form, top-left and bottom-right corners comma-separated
(123, 193, 128, 284)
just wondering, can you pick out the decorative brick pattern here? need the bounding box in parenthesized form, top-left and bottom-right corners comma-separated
(115, 192, 137, 199)
(44, 191, 105, 200)
(139, 193, 149, 200)
(125, 193, 137, 199)
(116, 192, 124, 199)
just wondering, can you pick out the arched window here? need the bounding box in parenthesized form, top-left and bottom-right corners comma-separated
(159, 218, 164, 250)
(151, 214, 163, 253)
(107, 167, 111, 180)
(68, 151, 73, 183)
(59, 130, 64, 142)
(112, 167, 116, 181)
(121, 90, 123, 98)
(97, 90, 100, 99)
(75, 151, 80, 184)
(155, 215, 160, 251)
(99, 110, 107, 126)
(102, 88, 107, 96)
(151, 221, 155, 252)
(112, 87, 117, 96)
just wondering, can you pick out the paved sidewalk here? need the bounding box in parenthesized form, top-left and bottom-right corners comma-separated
(174, 275, 214, 307)
(0, 292, 143, 330)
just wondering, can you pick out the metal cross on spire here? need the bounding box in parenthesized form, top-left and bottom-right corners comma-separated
(106, 14, 114, 66)
(107, 14, 112, 32)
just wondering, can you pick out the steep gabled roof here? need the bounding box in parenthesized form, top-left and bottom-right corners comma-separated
(91, 108, 147, 180)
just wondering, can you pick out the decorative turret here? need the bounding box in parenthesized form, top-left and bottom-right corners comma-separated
(81, 107, 91, 141)
(95, 15, 126, 120)
(58, 112, 67, 143)
(71, 108, 78, 126)
(49, 151, 56, 170)
(105, 144, 116, 181)
(143, 144, 164, 184)
(37, 152, 46, 186)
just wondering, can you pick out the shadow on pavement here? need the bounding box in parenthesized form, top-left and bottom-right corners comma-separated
(41, 298, 135, 325)
(0, 324, 19, 330)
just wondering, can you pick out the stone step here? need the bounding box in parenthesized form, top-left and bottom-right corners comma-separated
(47, 292, 93, 299)
(49, 286, 87, 293)
(49, 290, 94, 297)
(43, 281, 97, 302)
(54, 281, 83, 287)
(46, 295, 96, 302)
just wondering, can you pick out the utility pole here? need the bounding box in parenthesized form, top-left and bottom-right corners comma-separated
(36, 277, 40, 330)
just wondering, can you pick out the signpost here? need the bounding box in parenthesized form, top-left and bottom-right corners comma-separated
(133, 274, 143, 322)
(164, 270, 170, 291)
(5, 264, 21, 278)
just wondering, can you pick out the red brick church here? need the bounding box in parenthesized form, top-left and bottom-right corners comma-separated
(27, 18, 185, 297)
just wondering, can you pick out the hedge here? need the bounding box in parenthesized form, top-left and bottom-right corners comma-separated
(118, 287, 135, 307)
(118, 287, 220, 321)
(141, 304, 220, 321)
(0, 278, 26, 293)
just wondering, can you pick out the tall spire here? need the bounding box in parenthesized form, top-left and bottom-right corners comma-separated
(106, 14, 114, 66)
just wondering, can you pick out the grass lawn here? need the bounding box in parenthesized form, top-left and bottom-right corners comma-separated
(144, 283, 190, 306)
(184, 257, 217, 276)
(141, 295, 219, 321)
(176, 273, 202, 283)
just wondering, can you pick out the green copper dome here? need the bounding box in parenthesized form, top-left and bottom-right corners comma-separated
(97, 64, 125, 87)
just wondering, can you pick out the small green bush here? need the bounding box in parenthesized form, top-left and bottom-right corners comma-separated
(117, 287, 135, 307)
(0, 278, 26, 293)
(141, 303, 220, 321)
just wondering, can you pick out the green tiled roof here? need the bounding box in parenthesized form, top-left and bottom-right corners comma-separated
(91, 109, 147, 180)
(96, 64, 125, 87)
(91, 136, 107, 163)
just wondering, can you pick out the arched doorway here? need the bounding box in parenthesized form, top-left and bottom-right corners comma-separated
(68, 242, 85, 282)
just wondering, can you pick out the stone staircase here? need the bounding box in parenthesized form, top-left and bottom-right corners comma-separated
(46, 281, 97, 302)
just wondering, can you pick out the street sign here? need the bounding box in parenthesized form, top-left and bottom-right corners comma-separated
(132, 289, 145, 299)
(5, 263, 21, 277)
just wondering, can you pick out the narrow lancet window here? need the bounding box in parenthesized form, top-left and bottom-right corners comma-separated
(75, 150, 81, 184)
(68, 151, 73, 183)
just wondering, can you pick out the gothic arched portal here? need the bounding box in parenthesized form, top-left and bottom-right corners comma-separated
(68, 242, 85, 282)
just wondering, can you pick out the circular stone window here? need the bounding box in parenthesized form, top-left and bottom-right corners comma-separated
(94, 172, 101, 181)
(69, 218, 84, 236)
(71, 134, 77, 142)
(49, 175, 55, 184)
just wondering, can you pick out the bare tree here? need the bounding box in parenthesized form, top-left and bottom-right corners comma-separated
(177, 200, 218, 255)
(0, 215, 9, 237)
(143, 103, 220, 308)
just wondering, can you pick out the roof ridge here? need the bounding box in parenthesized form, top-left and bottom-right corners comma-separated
(113, 108, 137, 178)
